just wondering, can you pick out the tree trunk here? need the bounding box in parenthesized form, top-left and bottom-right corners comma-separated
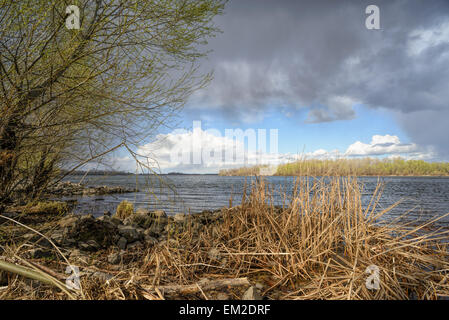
(0, 117, 20, 208)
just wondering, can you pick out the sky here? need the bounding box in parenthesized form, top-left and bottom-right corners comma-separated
(114, 0, 449, 174)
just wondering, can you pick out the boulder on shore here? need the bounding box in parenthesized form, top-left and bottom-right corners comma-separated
(55, 214, 120, 250)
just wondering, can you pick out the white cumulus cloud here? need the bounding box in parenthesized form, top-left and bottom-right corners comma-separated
(113, 132, 436, 173)
(345, 134, 419, 156)
(129, 125, 281, 173)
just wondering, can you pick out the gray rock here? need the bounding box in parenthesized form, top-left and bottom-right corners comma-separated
(50, 231, 64, 243)
(165, 221, 188, 235)
(117, 237, 127, 250)
(135, 207, 151, 215)
(144, 235, 158, 246)
(79, 239, 100, 251)
(109, 217, 122, 226)
(255, 282, 265, 290)
(23, 233, 52, 248)
(216, 293, 230, 300)
(131, 212, 157, 229)
(92, 271, 114, 282)
(63, 238, 77, 246)
(81, 214, 94, 221)
(96, 215, 110, 223)
(117, 225, 142, 242)
(145, 223, 165, 237)
(78, 242, 89, 251)
(86, 239, 100, 249)
(29, 248, 53, 259)
(174, 213, 186, 222)
(58, 215, 78, 228)
(69, 249, 81, 257)
(242, 286, 263, 300)
(158, 217, 169, 225)
(127, 241, 143, 250)
(69, 249, 90, 262)
(83, 188, 97, 195)
(158, 239, 179, 248)
(152, 210, 167, 218)
(123, 216, 134, 226)
(108, 252, 121, 264)
(23, 233, 39, 242)
(64, 215, 119, 249)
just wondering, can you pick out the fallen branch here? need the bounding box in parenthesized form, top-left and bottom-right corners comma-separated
(0, 259, 75, 299)
(151, 277, 251, 296)
(28, 260, 67, 281)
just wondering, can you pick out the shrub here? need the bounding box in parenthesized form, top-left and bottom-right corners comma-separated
(115, 200, 134, 220)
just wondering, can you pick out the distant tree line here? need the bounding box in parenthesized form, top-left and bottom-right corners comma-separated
(219, 158, 449, 176)
(62, 170, 129, 176)
(219, 165, 268, 176)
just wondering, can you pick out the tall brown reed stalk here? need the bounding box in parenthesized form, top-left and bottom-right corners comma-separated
(152, 176, 449, 299)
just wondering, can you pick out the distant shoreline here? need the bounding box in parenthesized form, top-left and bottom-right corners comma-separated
(219, 174, 449, 178)
(219, 159, 449, 177)
(64, 172, 449, 178)
(64, 171, 219, 176)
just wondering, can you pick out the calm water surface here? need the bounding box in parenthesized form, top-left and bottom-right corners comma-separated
(60, 175, 449, 225)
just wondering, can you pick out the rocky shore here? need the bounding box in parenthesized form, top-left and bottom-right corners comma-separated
(0, 204, 264, 300)
(47, 208, 224, 253)
(1, 203, 227, 256)
(45, 181, 138, 196)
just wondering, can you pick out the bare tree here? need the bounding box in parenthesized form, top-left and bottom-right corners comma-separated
(0, 0, 225, 207)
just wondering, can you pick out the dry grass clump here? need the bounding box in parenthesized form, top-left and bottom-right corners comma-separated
(150, 177, 449, 299)
(19, 201, 69, 215)
(114, 200, 134, 220)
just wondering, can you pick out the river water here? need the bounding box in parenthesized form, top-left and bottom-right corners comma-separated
(60, 175, 449, 226)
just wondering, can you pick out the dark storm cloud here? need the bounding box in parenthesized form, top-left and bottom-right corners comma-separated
(189, 0, 449, 159)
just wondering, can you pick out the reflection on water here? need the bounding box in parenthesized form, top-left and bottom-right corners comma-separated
(59, 175, 449, 225)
